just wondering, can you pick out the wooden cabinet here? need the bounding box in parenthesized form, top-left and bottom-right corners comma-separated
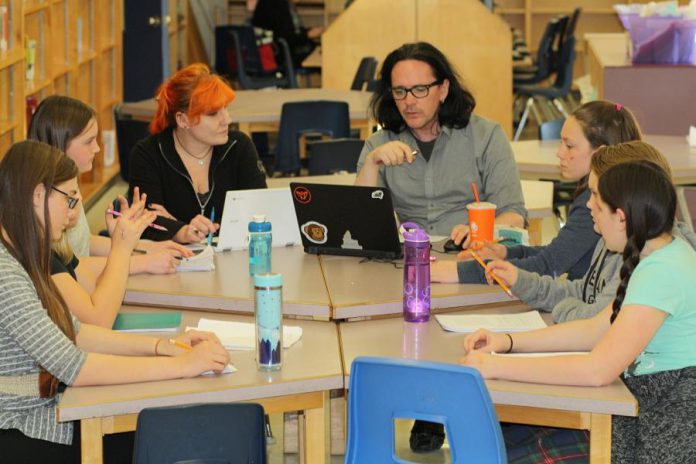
(0, 0, 123, 199)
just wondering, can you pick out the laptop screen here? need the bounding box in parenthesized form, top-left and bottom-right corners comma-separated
(289, 183, 402, 259)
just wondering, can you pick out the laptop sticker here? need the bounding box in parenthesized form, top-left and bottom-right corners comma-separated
(301, 221, 327, 244)
(341, 230, 363, 250)
(371, 190, 384, 200)
(293, 186, 312, 204)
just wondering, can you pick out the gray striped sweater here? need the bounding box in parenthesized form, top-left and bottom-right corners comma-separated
(0, 242, 86, 445)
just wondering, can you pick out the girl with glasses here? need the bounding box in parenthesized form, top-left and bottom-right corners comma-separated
(0, 141, 229, 464)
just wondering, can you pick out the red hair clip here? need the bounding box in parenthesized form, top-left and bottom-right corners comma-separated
(616, 103, 623, 111)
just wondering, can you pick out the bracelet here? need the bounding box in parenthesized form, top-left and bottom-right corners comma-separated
(154, 338, 163, 356)
(504, 333, 514, 354)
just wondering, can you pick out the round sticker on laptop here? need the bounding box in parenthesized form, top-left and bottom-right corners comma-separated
(293, 186, 312, 204)
(301, 221, 328, 244)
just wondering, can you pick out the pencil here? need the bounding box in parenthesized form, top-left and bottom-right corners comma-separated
(107, 209, 168, 232)
(469, 250, 514, 297)
(168, 339, 193, 350)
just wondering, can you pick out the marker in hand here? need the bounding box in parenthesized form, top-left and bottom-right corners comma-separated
(107, 209, 168, 232)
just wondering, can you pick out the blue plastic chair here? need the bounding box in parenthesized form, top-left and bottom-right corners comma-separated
(307, 138, 364, 175)
(132, 402, 267, 464)
(345, 357, 506, 464)
(114, 104, 150, 183)
(273, 100, 350, 174)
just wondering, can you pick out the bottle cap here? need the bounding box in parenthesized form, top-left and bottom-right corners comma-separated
(400, 222, 430, 243)
(254, 272, 283, 287)
(249, 214, 272, 232)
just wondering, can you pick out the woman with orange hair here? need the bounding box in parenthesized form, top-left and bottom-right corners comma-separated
(129, 63, 267, 243)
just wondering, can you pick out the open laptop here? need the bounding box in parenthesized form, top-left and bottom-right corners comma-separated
(215, 188, 302, 251)
(289, 182, 402, 259)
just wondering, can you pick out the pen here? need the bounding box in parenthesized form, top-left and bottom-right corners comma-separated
(107, 209, 168, 232)
(469, 250, 514, 297)
(207, 207, 215, 247)
(169, 339, 193, 350)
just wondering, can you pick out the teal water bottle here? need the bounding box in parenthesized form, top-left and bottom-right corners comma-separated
(249, 214, 272, 275)
(254, 273, 283, 371)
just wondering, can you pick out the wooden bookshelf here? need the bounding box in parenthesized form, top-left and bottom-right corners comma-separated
(0, 0, 123, 202)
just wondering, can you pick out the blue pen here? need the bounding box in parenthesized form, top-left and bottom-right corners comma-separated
(207, 207, 215, 246)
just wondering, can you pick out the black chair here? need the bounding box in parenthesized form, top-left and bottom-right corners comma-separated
(538, 118, 564, 140)
(132, 403, 267, 464)
(350, 57, 378, 91)
(513, 16, 567, 86)
(215, 25, 297, 90)
(113, 104, 150, 183)
(307, 138, 364, 175)
(273, 100, 351, 174)
(514, 35, 577, 141)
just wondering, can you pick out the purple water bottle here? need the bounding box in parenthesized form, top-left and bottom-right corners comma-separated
(401, 222, 431, 322)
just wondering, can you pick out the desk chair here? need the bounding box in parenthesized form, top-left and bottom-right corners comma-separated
(513, 16, 566, 86)
(114, 104, 150, 183)
(132, 402, 267, 464)
(215, 25, 297, 90)
(514, 35, 577, 141)
(273, 100, 350, 175)
(350, 57, 378, 91)
(345, 356, 506, 464)
(307, 138, 364, 175)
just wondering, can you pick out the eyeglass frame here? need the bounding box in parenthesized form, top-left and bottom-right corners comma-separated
(389, 80, 443, 101)
(51, 186, 80, 209)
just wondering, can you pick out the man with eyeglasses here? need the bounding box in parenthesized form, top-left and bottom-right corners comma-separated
(356, 42, 526, 247)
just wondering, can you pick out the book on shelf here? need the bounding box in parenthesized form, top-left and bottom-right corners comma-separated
(112, 311, 182, 332)
(435, 310, 547, 333)
(25, 38, 36, 81)
(0, 6, 8, 52)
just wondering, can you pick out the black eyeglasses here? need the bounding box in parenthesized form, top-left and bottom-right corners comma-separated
(390, 80, 443, 100)
(51, 186, 80, 209)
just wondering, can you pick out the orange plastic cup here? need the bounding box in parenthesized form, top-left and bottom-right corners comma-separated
(466, 202, 496, 243)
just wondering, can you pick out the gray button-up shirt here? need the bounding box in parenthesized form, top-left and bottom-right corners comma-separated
(357, 115, 527, 236)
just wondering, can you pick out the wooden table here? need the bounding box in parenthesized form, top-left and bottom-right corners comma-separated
(269, 174, 554, 246)
(339, 306, 638, 463)
(513, 134, 696, 185)
(585, 33, 696, 136)
(57, 309, 343, 464)
(120, 88, 374, 139)
(124, 246, 332, 319)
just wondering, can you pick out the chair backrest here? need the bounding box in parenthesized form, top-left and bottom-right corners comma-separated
(552, 35, 576, 93)
(113, 104, 150, 183)
(563, 8, 582, 43)
(215, 25, 297, 89)
(274, 100, 351, 174)
(538, 118, 565, 140)
(677, 186, 696, 232)
(345, 357, 506, 464)
(350, 57, 378, 91)
(307, 138, 364, 175)
(550, 15, 570, 73)
(133, 402, 267, 464)
(530, 17, 564, 80)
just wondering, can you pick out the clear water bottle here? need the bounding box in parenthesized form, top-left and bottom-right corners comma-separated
(254, 273, 283, 371)
(249, 214, 272, 276)
(400, 222, 431, 322)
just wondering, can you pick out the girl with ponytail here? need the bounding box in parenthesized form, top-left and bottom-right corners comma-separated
(462, 158, 696, 462)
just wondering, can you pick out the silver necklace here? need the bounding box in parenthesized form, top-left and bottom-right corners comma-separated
(174, 130, 212, 166)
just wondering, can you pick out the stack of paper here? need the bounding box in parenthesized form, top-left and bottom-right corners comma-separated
(201, 364, 237, 376)
(435, 311, 547, 333)
(178, 246, 215, 272)
(191, 318, 303, 350)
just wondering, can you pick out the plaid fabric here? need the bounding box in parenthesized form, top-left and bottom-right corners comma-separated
(503, 424, 589, 464)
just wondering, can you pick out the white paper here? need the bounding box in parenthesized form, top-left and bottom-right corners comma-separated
(177, 245, 215, 272)
(688, 126, 696, 148)
(201, 363, 237, 376)
(191, 319, 303, 350)
(435, 311, 547, 333)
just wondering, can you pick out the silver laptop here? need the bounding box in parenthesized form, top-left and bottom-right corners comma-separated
(215, 188, 302, 251)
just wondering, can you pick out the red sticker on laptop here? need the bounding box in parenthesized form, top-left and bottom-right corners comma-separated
(293, 186, 312, 204)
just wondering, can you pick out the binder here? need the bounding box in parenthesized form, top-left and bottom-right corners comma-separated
(112, 312, 182, 332)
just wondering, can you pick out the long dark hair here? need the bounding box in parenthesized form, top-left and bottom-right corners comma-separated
(371, 42, 476, 132)
(0, 140, 79, 340)
(597, 160, 675, 323)
(570, 100, 642, 196)
(27, 95, 96, 152)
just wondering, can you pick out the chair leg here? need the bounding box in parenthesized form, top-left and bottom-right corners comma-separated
(513, 96, 533, 141)
(552, 98, 570, 118)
